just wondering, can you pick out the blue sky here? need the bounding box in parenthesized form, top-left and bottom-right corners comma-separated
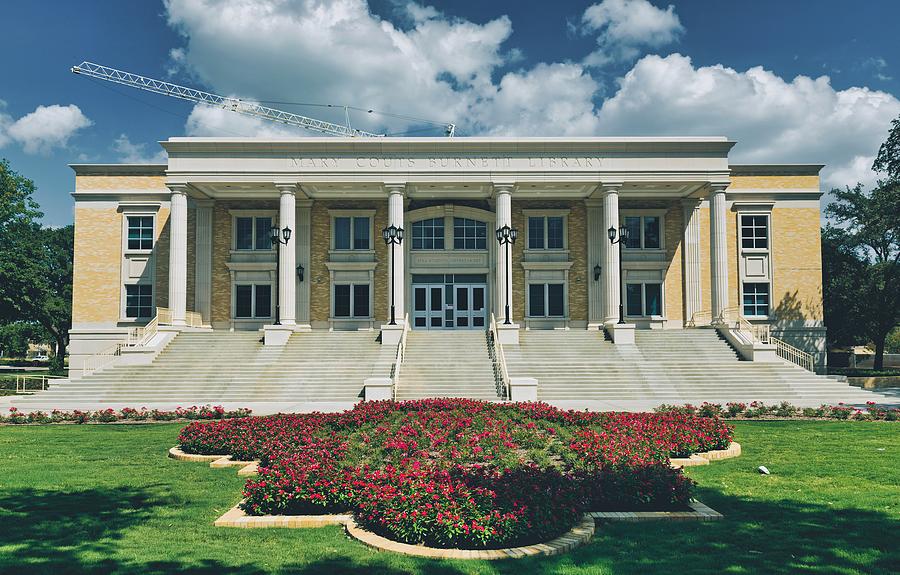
(1, 0, 898, 226)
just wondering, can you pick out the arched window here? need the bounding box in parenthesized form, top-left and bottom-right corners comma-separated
(411, 218, 445, 250)
(453, 218, 487, 250)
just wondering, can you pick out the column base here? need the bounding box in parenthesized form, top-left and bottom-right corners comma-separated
(605, 322, 635, 344)
(380, 323, 404, 346)
(263, 324, 295, 346)
(496, 323, 520, 345)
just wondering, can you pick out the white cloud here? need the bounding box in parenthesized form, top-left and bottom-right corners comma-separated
(0, 104, 92, 154)
(581, 0, 683, 66)
(112, 134, 168, 164)
(160, 1, 899, 192)
(596, 54, 900, 189)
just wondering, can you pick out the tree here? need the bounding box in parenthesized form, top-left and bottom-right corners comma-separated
(823, 182, 900, 370)
(0, 160, 73, 372)
(873, 114, 900, 184)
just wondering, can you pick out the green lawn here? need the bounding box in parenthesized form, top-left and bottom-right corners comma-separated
(1, 421, 898, 574)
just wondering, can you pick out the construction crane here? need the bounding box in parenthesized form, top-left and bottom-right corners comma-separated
(71, 61, 456, 138)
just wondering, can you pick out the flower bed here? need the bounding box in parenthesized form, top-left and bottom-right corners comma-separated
(178, 399, 732, 549)
(1, 405, 252, 424)
(656, 401, 900, 421)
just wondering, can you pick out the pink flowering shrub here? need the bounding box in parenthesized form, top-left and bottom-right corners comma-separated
(1, 405, 251, 424)
(180, 400, 737, 548)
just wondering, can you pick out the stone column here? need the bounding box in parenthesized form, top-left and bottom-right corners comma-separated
(709, 185, 730, 322)
(167, 184, 188, 326)
(601, 186, 620, 325)
(681, 199, 702, 324)
(494, 184, 514, 322)
(387, 184, 406, 322)
(194, 200, 213, 325)
(276, 183, 297, 326)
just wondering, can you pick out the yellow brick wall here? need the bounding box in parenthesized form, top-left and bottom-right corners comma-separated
(729, 175, 819, 189)
(75, 175, 169, 191)
(72, 207, 122, 324)
(154, 207, 170, 309)
(510, 200, 587, 323)
(771, 208, 824, 321)
(309, 200, 388, 323)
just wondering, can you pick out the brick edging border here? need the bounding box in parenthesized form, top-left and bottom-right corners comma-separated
(168, 447, 259, 475)
(670, 442, 741, 468)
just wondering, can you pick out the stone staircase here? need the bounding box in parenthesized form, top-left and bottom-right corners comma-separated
(504, 328, 889, 406)
(13, 330, 394, 408)
(394, 331, 499, 400)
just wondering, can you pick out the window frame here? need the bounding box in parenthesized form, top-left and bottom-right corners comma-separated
(739, 213, 770, 251)
(125, 215, 155, 252)
(233, 283, 273, 319)
(124, 283, 154, 319)
(741, 281, 770, 318)
(328, 209, 375, 252)
(523, 211, 568, 251)
(230, 211, 277, 253)
(526, 282, 567, 318)
(452, 217, 487, 250)
(624, 281, 664, 318)
(411, 217, 446, 251)
(620, 211, 665, 251)
(332, 282, 372, 319)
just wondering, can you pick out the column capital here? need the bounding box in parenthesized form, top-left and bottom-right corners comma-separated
(166, 183, 189, 195)
(492, 181, 515, 195)
(383, 182, 407, 195)
(273, 181, 299, 195)
(598, 180, 625, 194)
(707, 181, 730, 195)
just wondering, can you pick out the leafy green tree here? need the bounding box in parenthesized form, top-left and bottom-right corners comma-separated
(873, 114, 900, 184)
(823, 182, 900, 370)
(0, 160, 73, 372)
(0, 322, 33, 358)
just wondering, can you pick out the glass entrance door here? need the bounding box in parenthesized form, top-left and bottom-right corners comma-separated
(413, 284, 444, 329)
(453, 284, 486, 328)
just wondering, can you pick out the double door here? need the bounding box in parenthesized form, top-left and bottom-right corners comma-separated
(412, 283, 486, 329)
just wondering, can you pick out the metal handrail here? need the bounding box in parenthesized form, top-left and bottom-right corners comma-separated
(82, 342, 122, 377)
(390, 314, 410, 398)
(15, 373, 67, 394)
(124, 307, 206, 348)
(690, 307, 770, 345)
(488, 313, 511, 400)
(772, 336, 815, 372)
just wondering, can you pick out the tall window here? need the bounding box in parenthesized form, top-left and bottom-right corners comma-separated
(527, 216, 564, 249)
(625, 282, 662, 316)
(333, 216, 370, 250)
(234, 284, 271, 318)
(333, 284, 370, 318)
(622, 216, 661, 249)
(453, 218, 486, 250)
(126, 216, 154, 250)
(235, 216, 273, 251)
(528, 283, 565, 317)
(412, 218, 445, 250)
(742, 282, 769, 317)
(125, 284, 153, 318)
(740, 215, 769, 249)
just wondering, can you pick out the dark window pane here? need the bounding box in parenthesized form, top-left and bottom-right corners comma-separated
(473, 316, 484, 327)
(125, 284, 152, 318)
(547, 217, 564, 249)
(127, 216, 154, 250)
(457, 317, 468, 327)
(236, 218, 253, 250)
(415, 317, 426, 327)
(235, 285, 253, 318)
(528, 217, 544, 249)
(353, 217, 370, 250)
(353, 284, 369, 317)
(414, 287, 426, 311)
(255, 284, 271, 317)
(529, 284, 545, 317)
(645, 283, 661, 315)
(473, 288, 484, 310)
(430, 286, 442, 311)
(626, 284, 643, 316)
(743, 282, 769, 316)
(547, 284, 564, 316)
(412, 218, 444, 250)
(334, 284, 351, 317)
(624, 217, 641, 248)
(255, 217, 273, 250)
(334, 217, 351, 250)
(456, 287, 468, 311)
(644, 216, 660, 249)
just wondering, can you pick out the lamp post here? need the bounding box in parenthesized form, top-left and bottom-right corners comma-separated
(270, 225, 292, 325)
(495, 224, 518, 325)
(607, 224, 629, 325)
(381, 224, 404, 325)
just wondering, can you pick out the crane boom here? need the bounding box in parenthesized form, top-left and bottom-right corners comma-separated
(72, 61, 384, 138)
